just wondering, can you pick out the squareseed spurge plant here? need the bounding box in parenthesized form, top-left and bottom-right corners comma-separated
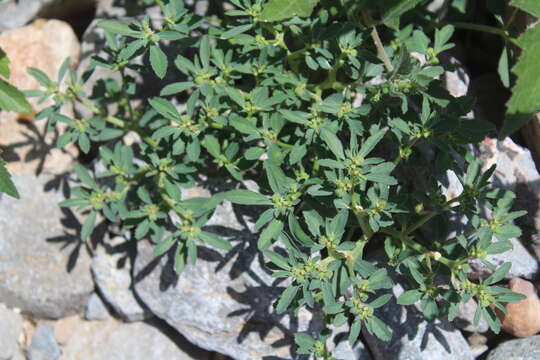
(27, 0, 528, 358)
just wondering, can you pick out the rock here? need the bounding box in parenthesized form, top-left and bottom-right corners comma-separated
(59, 316, 212, 360)
(91, 237, 150, 322)
(362, 254, 473, 360)
(0, 175, 94, 319)
(479, 136, 540, 262)
(498, 278, 540, 337)
(332, 338, 372, 360)
(454, 298, 489, 333)
(468, 237, 538, 281)
(53, 315, 80, 345)
(439, 137, 539, 281)
(28, 324, 61, 360)
(0, 19, 79, 175)
(95, 0, 162, 18)
(134, 192, 321, 360)
(84, 293, 111, 321)
(468, 333, 488, 358)
(0, 0, 56, 30)
(0, 303, 24, 360)
(443, 56, 470, 98)
(362, 283, 474, 360)
(486, 335, 540, 360)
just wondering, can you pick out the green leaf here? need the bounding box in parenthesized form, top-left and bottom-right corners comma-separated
(258, 219, 284, 250)
(320, 128, 344, 159)
(485, 262, 511, 285)
(0, 47, 10, 78)
(203, 135, 221, 158)
(149, 45, 168, 79)
(501, 10, 540, 137)
(27, 68, 52, 87)
(225, 189, 272, 205)
(160, 81, 194, 96)
(498, 46, 510, 88)
(348, 319, 362, 345)
(153, 236, 176, 256)
(98, 20, 138, 36)
(276, 285, 298, 313)
(260, 0, 319, 22)
(148, 97, 180, 120)
(74, 163, 99, 190)
(0, 158, 19, 199)
(81, 211, 97, 240)
(199, 231, 232, 250)
(0, 79, 32, 113)
(369, 316, 392, 341)
(511, 0, 540, 17)
(378, 0, 424, 30)
(397, 289, 423, 305)
(264, 250, 291, 270)
(221, 24, 253, 39)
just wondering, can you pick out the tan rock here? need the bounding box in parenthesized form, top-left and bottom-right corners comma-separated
(0, 19, 79, 175)
(499, 278, 540, 337)
(53, 315, 79, 345)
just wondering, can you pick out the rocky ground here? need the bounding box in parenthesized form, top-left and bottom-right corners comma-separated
(1, 1, 540, 359)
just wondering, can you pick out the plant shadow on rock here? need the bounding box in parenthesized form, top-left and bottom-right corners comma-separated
(0, 119, 66, 175)
(42, 172, 106, 272)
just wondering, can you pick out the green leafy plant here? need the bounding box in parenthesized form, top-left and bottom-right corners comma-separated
(0, 46, 32, 199)
(27, 0, 528, 358)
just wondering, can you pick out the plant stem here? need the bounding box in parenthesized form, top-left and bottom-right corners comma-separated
(449, 22, 519, 46)
(361, 10, 394, 73)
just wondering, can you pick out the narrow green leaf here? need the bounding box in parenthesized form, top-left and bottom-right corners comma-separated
(149, 45, 168, 79)
(276, 285, 298, 313)
(320, 128, 344, 159)
(397, 289, 423, 305)
(0, 158, 19, 199)
(153, 236, 176, 256)
(264, 250, 291, 270)
(221, 24, 254, 39)
(485, 262, 512, 285)
(225, 189, 272, 205)
(74, 163, 98, 190)
(0, 47, 9, 78)
(160, 81, 194, 96)
(260, 0, 319, 22)
(199, 231, 233, 250)
(98, 20, 138, 36)
(81, 211, 97, 240)
(258, 219, 283, 250)
(0, 79, 32, 113)
(498, 46, 510, 88)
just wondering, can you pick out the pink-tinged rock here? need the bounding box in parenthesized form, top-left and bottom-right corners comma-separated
(0, 19, 79, 175)
(499, 278, 540, 337)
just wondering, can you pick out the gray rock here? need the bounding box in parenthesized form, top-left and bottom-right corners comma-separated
(363, 283, 474, 360)
(84, 293, 111, 321)
(486, 335, 540, 360)
(332, 338, 372, 360)
(453, 298, 489, 333)
(134, 195, 321, 360)
(28, 324, 61, 360)
(468, 237, 538, 280)
(362, 254, 474, 360)
(60, 317, 211, 360)
(91, 237, 150, 322)
(0, 0, 55, 30)
(0, 303, 24, 360)
(0, 175, 94, 319)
